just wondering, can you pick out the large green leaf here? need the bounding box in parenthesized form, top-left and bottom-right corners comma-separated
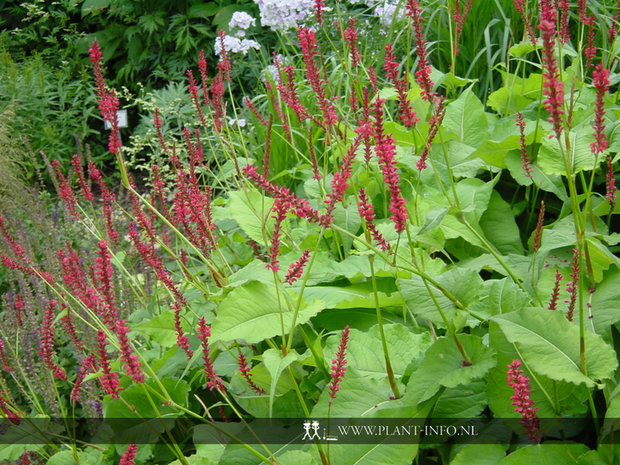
(134, 310, 188, 347)
(591, 270, 620, 341)
(443, 88, 490, 148)
(450, 444, 506, 465)
(537, 127, 603, 176)
(399, 267, 484, 327)
(486, 321, 589, 420)
(223, 190, 275, 246)
(480, 191, 524, 255)
(499, 443, 589, 465)
(492, 308, 617, 387)
(210, 282, 326, 343)
(397, 335, 496, 406)
(302, 285, 402, 309)
(263, 348, 301, 417)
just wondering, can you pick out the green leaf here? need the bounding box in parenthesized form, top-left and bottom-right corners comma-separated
(443, 88, 490, 148)
(398, 335, 496, 406)
(505, 151, 568, 201)
(591, 270, 620, 341)
(210, 282, 326, 343)
(399, 267, 484, 327)
(499, 444, 589, 465)
(537, 127, 603, 176)
(224, 190, 275, 246)
(432, 380, 488, 417)
(480, 191, 524, 255)
(492, 308, 617, 387)
(487, 321, 589, 419)
(134, 310, 187, 347)
(263, 348, 300, 417)
(450, 444, 506, 465)
(302, 285, 402, 309)
(320, 444, 419, 465)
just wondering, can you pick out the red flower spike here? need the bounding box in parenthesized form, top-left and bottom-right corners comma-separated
(243, 165, 322, 223)
(197, 318, 225, 391)
(418, 96, 446, 170)
(328, 325, 350, 405)
(372, 99, 409, 233)
(566, 248, 580, 322)
(285, 249, 311, 285)
(115, 320, 144, 383)
(539, 18, 565, 140)
(95, 240, 119, 328)
(187, 70, 207, 128)
(383, 44, 418, 128)
(267, 200, 289, 273)
(358, 189, 391, 252)
(344, 19, 361, 67)
(591, 63, 610, 156)
(452, 0, 474, 57)
(71, 354, 96, 403)
(244, 96, 268, 126)
(548, 269, 563, 310)
(314, 0, 325, 25)
(0, 338, 12, 372)
(14, 294, 24, 327)
(514, 0, 537, 44)
(89, 162, 119, 244)
(71, 154, 94, 201)
(119, 444, 138, 465)
(198, 49, 211, 107)
(406, 0, 435, 101)
(52, 160, 80, 220)
(558, 0, 571, 43)
(516, 112, 534, 178)
(606, 156, 616, 211)
(96, 330, 121, 398)
(39, 300, 67, 381)
(507, 359, 541, 442)
(238, 353, 266, 394)
(298, 27, 338, 126)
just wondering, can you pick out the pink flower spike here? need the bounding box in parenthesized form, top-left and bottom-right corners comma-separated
(358, 189, 391, 252)
(96, 330, 121, 398)
(507, 360, 541, 442)
(285, 249, 310, 285)
(539, 18, 565, 140)
(516, 112, 533, 178)
(238, 353, 266, 395)
(328, 326, 350, 406)
(119, 444, 138, 465)
(548, 269, 563, 310)
(591, 63, 610, 156)
(606, 156, 616, 211)
(406, 0, 435, 101)
(39, 300, 67, 381)
(566, 248, 580, 322)
(197, 317, 225, 391)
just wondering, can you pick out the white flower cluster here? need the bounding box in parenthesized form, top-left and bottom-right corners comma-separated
(254, 0, 314, 31)
(214, 35, 260, 56)
(374, 2, 407, 29)
(229, 11, 257, 37)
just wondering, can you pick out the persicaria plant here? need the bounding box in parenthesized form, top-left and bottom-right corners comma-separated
(0, 1, 618, 464)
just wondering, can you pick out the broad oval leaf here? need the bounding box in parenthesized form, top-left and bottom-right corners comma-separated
(491, 308, 617, 387)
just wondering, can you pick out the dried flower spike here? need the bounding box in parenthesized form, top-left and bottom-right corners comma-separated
(516, 112, 533, 178)
(532, 201, 545, 251)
